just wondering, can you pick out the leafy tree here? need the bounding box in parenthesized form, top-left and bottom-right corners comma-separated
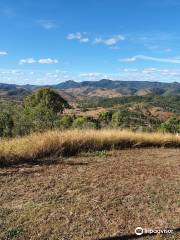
(12, 106, 33, 136)
(73, 117, 97, 129)
(0, 110, 14, 137)
(24, 88, 69, 113)
(23, 88, 70, 132)
(73, 117, 87, 129)
(111, 111, 124, 128)
(160, 116, 180, 133)
(58, 115, 73, 129)
(98, 111, 112, 127)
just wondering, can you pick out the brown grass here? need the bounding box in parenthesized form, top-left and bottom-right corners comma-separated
(0, 129, 180, 166)
(0, 148, 179, 239)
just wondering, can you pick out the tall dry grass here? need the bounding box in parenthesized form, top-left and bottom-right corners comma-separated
(0, 129, 180, 166)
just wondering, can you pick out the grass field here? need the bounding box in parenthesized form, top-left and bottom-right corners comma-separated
(0, 129, 180, 166)
(0, 148, 179, 239)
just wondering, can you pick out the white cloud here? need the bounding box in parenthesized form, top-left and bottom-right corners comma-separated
(94, 35, 125, 46)
(119, 57, 137, 62)
(19, 58, 58, 64)
(123, 68, 138, 72)
(0, 51, 8, 56)
(121, 67, 180, 80)
(67, 32, 89, 43)
(19, 58, 36, 64)
(0, 68, 180, 85)
(38, 58, 58, 64)
(38, 20, 57, 29)
(79, 38, 89, 43)
(67, 32, 81, 40)
(119, 55, 180, 64)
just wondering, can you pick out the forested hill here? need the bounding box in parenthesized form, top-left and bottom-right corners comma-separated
(0, 79, 180, 101)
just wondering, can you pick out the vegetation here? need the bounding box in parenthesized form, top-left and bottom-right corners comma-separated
(0, 84, 179, 240)
(24, 88, 69, 113)
(0, 129, 179, 166)
(160, 116, 180, 133)
(0, 88, 70, 137)
(81, 95, 180, 113)
(0, 88, 180, 138)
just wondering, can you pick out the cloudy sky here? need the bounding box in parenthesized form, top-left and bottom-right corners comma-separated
(0, 0, 180, 85)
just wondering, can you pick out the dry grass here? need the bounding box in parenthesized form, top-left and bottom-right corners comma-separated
(0, 148, 179, 239)
(0, 129, 180, 166)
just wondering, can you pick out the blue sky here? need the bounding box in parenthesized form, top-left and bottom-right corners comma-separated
(0, 0, 180, 84)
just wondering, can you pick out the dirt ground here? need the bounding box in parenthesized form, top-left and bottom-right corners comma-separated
(0, 148, 179, 240)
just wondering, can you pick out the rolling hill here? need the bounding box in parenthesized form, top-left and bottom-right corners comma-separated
(0, 79, 180, 102)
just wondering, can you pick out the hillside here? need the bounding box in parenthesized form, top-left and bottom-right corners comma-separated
(0, 80, 180, 102)
(0, 148, 179, 239)
(50, 79, 180, 101)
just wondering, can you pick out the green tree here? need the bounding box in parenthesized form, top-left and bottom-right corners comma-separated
(160, 116, 180, 133)
(58, 115, 73, 129)
(73, 117, 87, 129)
(0, 110, 14, 137)
(24, 88, 69, 114)
(23, 88, 70, 132)
(73, 117, 97, 129)
(111, 111, 124, 128)
(98, 111, 112, 127)
(12, 106, 33, 136)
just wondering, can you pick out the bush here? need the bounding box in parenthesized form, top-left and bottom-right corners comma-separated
(160, 116, 180, 133)
(98, 111, 112, 127)
(58, 115, 73, 129)
(111, 111, 124, 128)
(73, 117, 87, 129)
(73, 117, 97, 129)
(0, 110, 14, 137)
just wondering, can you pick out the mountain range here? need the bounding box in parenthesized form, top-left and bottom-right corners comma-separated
(0, 79, 180, 102)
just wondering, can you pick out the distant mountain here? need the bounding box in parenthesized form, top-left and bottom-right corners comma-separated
(0, 79, 180, 102)
(0, 83, 31, 101)
(52, 79, 180, 90)
(52, 79, 180, 101)
(53, 80, 80, 89)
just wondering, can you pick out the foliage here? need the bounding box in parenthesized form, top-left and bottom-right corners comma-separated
(58, 115, 73, 129)
(0, 88, 70, 137)
(98, 111, 112, 127)
(0, 89, 180, 138)
(160, 116, 180, 133)
(111, 111, 124, 128)
(24, 88, 69, 113)
(72, 117, 87, 129)
(72, 117, 97, 129)
(81, 95, 180, 113)
(0, 107, 14, 137)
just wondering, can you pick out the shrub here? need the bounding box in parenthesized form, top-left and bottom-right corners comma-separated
(98, 111, 112, 127)
(73, 117, 87, 129)
(58, 115, 73, 129)
(111, 111, 124, 128)
(72, 117, 97, 129)
(160, 116, 180, 133)
(0, 110, 14, 137)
